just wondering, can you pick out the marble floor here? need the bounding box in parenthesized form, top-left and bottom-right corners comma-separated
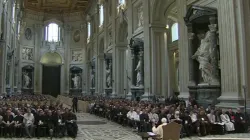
(1, 113, 250, 140)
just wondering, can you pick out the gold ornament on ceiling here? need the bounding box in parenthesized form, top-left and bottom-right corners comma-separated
(24, 0, 89, 13)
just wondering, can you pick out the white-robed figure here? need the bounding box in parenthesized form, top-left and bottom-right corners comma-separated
(23, 72, 31, 88)
(72, 74, 80, 88)
(152, 118, 167, 139)
(220, 110, 235, 132)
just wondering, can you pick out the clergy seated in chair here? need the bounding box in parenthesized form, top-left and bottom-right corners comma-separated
(127, 107, 137, 127)
(23, 108, 35, 138)
(152, 118, 168, 139)
(190, 111, 201, 136)
(35, 110, 47, 138)
(220, 110, 235, 132)
(198, 110, 211, 136)
(139, 109, 151, 132)
(64, 109, 78, 138)
(180, 110, 192, 137)
(207, 110, 225, 135)
(162, 122, 182, 140)
(54, 109, 66, 137)
(13, 110, 24, 137)
(234, 108, 248, 133)
(3, 110, 15, 137)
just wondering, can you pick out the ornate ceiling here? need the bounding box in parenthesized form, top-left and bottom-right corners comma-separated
(24, 0, 89, 13)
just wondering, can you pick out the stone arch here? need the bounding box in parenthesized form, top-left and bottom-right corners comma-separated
(40, 51, 63, 65)
(118, 20, 128, 43)
(43, 18, 63, 26)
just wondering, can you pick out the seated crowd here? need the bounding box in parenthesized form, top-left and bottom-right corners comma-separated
(0, 94, 78, 138)
(89, 96, 249, 138)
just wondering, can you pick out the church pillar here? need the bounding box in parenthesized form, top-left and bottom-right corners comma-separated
(34, 24, 43, 94)
(150, 26, 168, 96)
(113, 44, 126, 97)
(177, 0, 189, 99)
(64, 26, 72, 94)
(216, 0, 243, 108)
(97, 54, 104, 94)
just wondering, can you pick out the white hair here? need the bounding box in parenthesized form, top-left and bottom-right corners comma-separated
(161, 118, 167, 123)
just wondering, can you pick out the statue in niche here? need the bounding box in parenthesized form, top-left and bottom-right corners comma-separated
(137, 5, 143, 27)
(106, 63, 112, 88)
(135, 57, 142, 86)
(192, 30, 220, 85)
(72, 74, 81, 89)
(23, 72, 31, 88)
(91, 70, 95, 87)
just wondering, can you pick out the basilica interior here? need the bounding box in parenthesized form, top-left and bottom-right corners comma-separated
(0, 0, 250, 139)
(0, 0, 250, 110)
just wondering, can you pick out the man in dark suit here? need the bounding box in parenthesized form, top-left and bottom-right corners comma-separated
(235, 108, 247, 133)
(139, 109, 150, 132)
(3, 110, 14, 137)
(54, 109, 66, 137)
(14, 110, 23, 137)
(72, 97, 78, 113)
(65, 110, 78, 138)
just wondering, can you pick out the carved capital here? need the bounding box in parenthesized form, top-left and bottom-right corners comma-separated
(188, 33, 195, 40)
(209, 24, 217, 32)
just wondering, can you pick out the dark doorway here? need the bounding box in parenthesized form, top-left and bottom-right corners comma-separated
(42, 65, 60, 97)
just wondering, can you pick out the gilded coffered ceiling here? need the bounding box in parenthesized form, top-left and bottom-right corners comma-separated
(24, 0, 89, 13)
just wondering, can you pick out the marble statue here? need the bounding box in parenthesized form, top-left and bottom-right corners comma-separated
(135, 59, 142, 86)
(91, 70, 95, 87)
(106, 63, 111, 88)
(192, 31, 220, 85)
(72, 74, 80, 89)
(137, 5, 143, 27)
(25, 28, 32, 40)
(23, 72, 31, 88)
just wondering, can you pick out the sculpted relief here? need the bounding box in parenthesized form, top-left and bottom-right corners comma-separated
(72, 51, 83, 62)
(22, 48, 33, 60)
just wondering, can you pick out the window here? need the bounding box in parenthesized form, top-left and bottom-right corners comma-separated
(99, 5, 104, 26)
(87, 22, 91, 42)
(118, 0, 125, 5)
(45, 23, 60, 42)
(171, 23, 179, 42)
(12, 3, 16, 23)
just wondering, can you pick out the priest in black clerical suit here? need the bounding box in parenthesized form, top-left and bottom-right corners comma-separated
(3, 110, 14, 137)
(36, 110, 47, 138)
(14, 111, 24, 137)
(65, 109, 78, 138)
(235, 108, 247, 133)
(139, 109, 150, 132)
(54, 110, 66, 137)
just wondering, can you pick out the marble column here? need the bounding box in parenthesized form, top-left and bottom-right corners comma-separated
(216, 0, 242, 108)
(97, 54, 104, 94)
(64, 25, 72, 94)
(34, 24, 43, 94)
(177, 0, 189, 99)
(187, 24, 195, 85)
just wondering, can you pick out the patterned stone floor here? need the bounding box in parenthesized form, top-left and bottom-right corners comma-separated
(1, 113, 250, 140)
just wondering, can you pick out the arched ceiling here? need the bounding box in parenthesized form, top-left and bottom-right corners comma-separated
(23, 0, 89, 13)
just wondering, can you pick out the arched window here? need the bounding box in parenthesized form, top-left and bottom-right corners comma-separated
(118, 0, 125, 5)
(171, 23, 179, 42)
(99, 5, 104, 26)
(45, 23, 60, 42)
(87, 22, 91, 42)
(12, 3, 16, 23)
